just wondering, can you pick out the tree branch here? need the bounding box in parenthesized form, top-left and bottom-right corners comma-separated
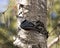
(47, 35, 60, 48)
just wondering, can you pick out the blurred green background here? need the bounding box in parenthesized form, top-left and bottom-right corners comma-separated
(0, 0, 18, 48)
(0, 0, 60, 48)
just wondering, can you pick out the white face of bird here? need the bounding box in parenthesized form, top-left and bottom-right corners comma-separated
(17, 0, 30, 25)
(17, 0, 31, 16)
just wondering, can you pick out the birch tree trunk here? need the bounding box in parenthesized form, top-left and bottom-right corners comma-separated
(13, 0, 47, 48)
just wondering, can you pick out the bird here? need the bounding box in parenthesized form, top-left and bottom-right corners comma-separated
(13, 20, 48, 48)
(20, 20, 49, 38)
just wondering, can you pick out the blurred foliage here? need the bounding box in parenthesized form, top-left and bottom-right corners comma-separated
(0, 0, 18, 48)
(47, 0, 60, 48)
(0, 0, 60, 48)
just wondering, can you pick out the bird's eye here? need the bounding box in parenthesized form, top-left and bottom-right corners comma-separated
(20, 4, 24, 8)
